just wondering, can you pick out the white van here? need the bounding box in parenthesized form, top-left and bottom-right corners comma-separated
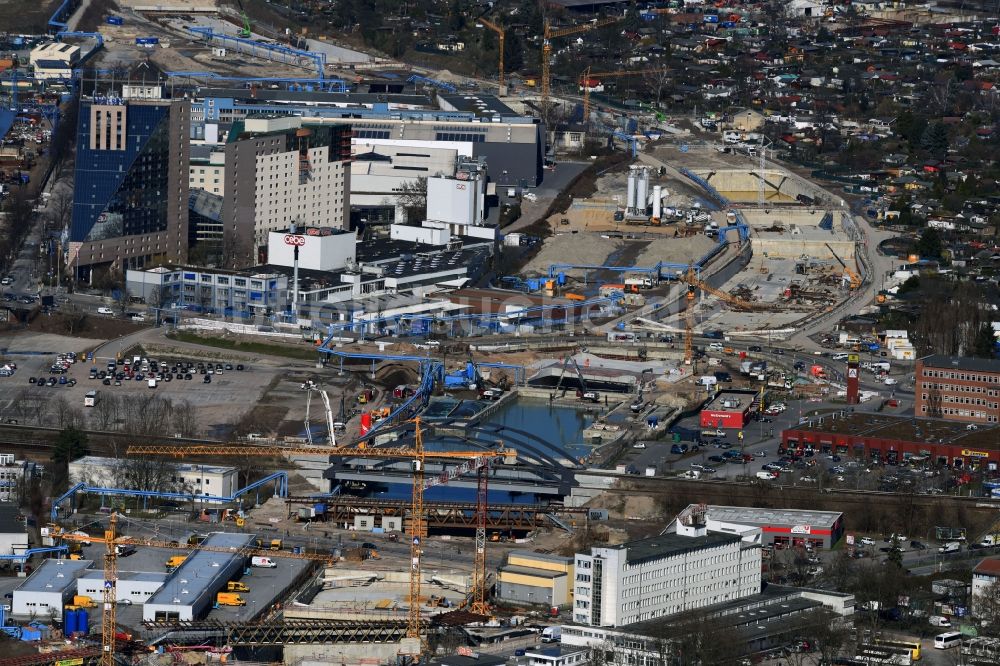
(708, 342, 725, 351)
(148, 378, 157, 389)
(97, 306, 114, 315)
(929, 615, 952, 627)
(698, 375, 718, 387)
(251, 556, 277, 568)
(723, 130, 741, 144)
(938, 541, 961, 554)
(541, 626, 562, 643)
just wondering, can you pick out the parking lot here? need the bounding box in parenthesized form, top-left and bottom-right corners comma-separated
(0, 341, 279, 432)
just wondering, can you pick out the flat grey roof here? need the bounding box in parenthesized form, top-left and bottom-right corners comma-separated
(607, 532, 742, 564)
(921, 354, 1000, 374)
(526, 647, 588, 658)
(17, 559, 94, 593)
(72, 456, 235, 475)
(80, 571, 169, 583)
(508, 550, 573, 566)
(499, 565, 567, 580)
(700, 505, 842, 529)
(145, 532, 254, 607)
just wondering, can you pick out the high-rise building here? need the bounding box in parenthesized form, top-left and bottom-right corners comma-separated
(915, 355, 1000, 425)
(221, 116, 352, 266)
(69, 81, 190, 281)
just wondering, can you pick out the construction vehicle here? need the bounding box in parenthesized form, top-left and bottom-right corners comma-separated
(126, 418, 517, 655)
(427, 595, 452, 608)
(541, 17, 621, 115)
(358, 388, 374, 404)
(270, 538, 283, 551)
(678, 265, 775, 365)
(50, 515, 336, 666)
(234, 0, 252, 38)
(165, 555, 186, 571)
(303, 380, 337, 446)
(825, 243, 862, 289)
(216, 592, 246, 607)
(478, 16, 505, 88)
(552, 354, 598, 402)
(73, 595, 97, 609)
(187, 534, 207, 546)
(227, 581, 250, 592)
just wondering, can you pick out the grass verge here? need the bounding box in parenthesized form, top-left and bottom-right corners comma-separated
(166, 331, 320, 361)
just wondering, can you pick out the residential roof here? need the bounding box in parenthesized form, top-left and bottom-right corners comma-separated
(920, 354, 1000, 374)
(974, 558, 1000, 576)
(603, 532, 742, 564)
(17, 559, 94, 593)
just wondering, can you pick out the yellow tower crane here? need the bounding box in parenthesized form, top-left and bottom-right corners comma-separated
(478, 16, 506, 88)
(580, 67, 672, 123)
(126, 418, 516, 653)
(541, 17, 621, 114)
(677, 265, 775, 365)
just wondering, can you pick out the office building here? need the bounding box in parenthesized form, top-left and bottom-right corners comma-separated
(69, 79, 190, 281)
(12, 559, 94, 617)
(221, 116, 352, 266)
(350, 142, 458, 225)
(68, 456, 238, 500)
(190, 87, 544, 188)
(143, 532, 254, 622)
(915, 355, 1000, 424)
(126, 265, 289, 316)
(497, 551, 574, 608)
(572, 509, 760, 627)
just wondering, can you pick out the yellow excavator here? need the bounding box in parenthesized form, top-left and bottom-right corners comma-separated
(826, 243, 862, 289)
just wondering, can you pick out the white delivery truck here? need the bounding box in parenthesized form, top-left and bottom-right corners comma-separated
(541, 626, 562, 643)
(251, 556, 277, 568)
(938, 542, 961, 554)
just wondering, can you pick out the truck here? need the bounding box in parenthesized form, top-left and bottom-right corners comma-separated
(541, 626, 562, 643)
(938, 541, 961, 554)
(165, 555, 187, 571)
(72, 595, 97, 609)
(251, 556, 277, 568)
(269, 539, 283, 550)
(227, 581, 250, 592)
(980, 535, 998, 547)
(216, 592, 246, 607)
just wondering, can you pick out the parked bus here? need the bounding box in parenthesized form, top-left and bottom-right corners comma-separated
(874, 637, 921, 661)
(934, 632, 962, 650)
(84, 390, 98, 407)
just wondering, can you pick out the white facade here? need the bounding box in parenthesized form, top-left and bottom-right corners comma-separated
(12, 559, 93, 617)
(972, 560, 1000, 618)
(0, 502, 27, 556)
(572, 529, 760, 627)
(68, 456, 238, 499)
(350, 142, 457, 223)
(267, 229, 357, 272)
(389, 224, 450, 246)
(252, 145, 348, 249)
(427, 171, 486, 227)
(78, 571, 167, 604)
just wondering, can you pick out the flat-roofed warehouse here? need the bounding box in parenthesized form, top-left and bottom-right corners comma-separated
(782, 413, 1000, 470)
(12, 558, 94, 617)
(668, 504, 844, 549)
(143, 532, 255, 622)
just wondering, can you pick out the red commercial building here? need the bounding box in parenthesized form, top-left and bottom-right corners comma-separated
(700, 389, 759, 430)
(782, 413, 1000, 471)
(915, 355, 1000, 425)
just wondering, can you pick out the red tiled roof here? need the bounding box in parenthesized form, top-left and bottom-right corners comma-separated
(974, 558, 1000, 576)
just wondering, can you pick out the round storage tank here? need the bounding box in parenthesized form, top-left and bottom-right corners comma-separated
(78, 609, 89, 635)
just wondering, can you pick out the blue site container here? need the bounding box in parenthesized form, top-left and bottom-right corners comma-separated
(20, 626, 40, 641)
(557, 272, 566, 286)
(106, 16, 124, 25)
(526, 279, 540, 291)
(78, 609, 88, 635)
(313, 503, 326, 514)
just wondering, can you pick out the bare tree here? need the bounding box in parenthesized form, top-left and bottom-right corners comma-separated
(171, 398, 200, 438)
(61, 304, 89, 336)
(90, 393, 122, 431)
(111, 457, 180, 494)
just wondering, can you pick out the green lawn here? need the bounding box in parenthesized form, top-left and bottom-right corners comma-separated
(166, 331, 320, 361)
